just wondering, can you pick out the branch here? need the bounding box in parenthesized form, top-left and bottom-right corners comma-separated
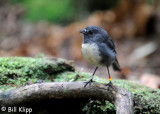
(0, 82, 133, 114)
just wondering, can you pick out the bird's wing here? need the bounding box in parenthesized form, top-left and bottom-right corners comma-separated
(108, 37, 116, 48)
(104, 36, 116, 53)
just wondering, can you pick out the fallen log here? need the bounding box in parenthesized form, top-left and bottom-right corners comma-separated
(0, 82, 133, 114)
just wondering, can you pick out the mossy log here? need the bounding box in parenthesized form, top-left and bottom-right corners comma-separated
(0, 57, 160, 113)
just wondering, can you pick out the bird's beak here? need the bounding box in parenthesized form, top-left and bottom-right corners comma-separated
(79, 30, 86, 34)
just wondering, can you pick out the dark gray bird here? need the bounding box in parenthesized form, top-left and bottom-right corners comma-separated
(79, 25, 121, 87)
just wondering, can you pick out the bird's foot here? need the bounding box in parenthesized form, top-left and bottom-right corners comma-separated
(84, 78, 95, 87)
(105, 81, 115, 90)
(105, 81, 126, 96)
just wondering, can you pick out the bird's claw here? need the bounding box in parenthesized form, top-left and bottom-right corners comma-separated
(84, 79, 95, 87)
(105, 81, 114, 90)
(106, 81, 112, 86)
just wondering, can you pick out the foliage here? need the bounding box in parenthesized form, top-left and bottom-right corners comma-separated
(11, 0, 76, 24)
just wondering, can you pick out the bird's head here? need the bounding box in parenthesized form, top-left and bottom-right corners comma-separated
(79, 25, 108, 43)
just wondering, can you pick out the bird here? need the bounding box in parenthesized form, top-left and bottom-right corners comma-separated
(79, 25, 121, 87)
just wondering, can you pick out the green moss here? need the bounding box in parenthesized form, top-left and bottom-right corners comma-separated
(0, 57, 74, 90)
(82, 99, 115, 114)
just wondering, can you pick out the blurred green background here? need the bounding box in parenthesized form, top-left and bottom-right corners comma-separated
(12, 0, 76, 23)
(10, 0, 119, 24)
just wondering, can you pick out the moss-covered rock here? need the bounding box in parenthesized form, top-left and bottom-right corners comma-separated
(0, 57, 75, 91)
(0, 57, 159, 113)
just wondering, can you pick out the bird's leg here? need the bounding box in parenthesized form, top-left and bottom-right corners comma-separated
(106, 67, 114, 88)
(105, 67, 126, 96)
(84, 67, 98, 87)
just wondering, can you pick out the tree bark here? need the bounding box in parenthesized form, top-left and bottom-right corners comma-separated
(0, 82, 133, 114)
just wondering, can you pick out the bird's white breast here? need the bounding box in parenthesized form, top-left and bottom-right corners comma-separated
(81, 43, 102, 65)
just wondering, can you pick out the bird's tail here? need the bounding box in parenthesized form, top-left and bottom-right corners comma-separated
(112, 57, 121, 71)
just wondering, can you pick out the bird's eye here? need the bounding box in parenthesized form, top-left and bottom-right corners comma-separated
(89, 31, 93, 35)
